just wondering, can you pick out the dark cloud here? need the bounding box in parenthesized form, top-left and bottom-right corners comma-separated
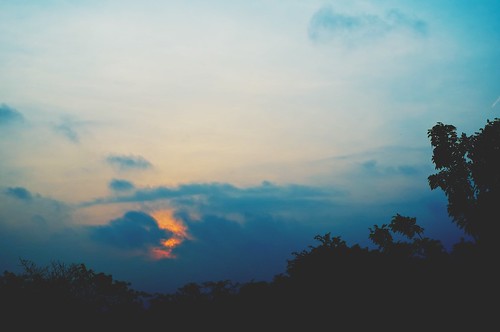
(82, 181, 343, 218)
(359, 159, 422, 177)
(179, 212, 314, 257)
(3, 186, 66, 213)
(169, 212, 313, 283)
(308, 6, 427, 43)
(106, 154, 152, 170)
(109, 179, 135, 192)
(5, 187, 33, 201)
(0, 104, 24, 125)
(202, 182, 338, 216)
(0, 186, 73, 247)
(89, 211, 171, 249)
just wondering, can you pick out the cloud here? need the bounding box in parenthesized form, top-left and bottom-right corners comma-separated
(361, 160, 378, 171)
(0, 186, 73, 239)
(109, 179, 135, 192)
(385, 9, 427, 34)
(397, 165, 420, 176)
(308, 6, 427, 44)
(89, 211, 171, 250)
(106, 154, 152, 170)
(82, 181, 343, 219)
(5, 187, 33, 201)
(80, 181, 349, 266)
(360, 159, 421, 176)
(167, 212, 311, 283)
(326, 145, 431, 175)
(53, 118, 80, 143)
(52, 116, 96, 143)
(0, 104, 24, 125)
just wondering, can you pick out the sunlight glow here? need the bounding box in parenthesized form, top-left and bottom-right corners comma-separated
(150, 209, 190, 259)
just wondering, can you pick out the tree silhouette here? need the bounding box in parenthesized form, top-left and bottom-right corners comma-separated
(0, 259, 144, 328)
(428, 118, 500, 254)
(369, 214, 445, 259)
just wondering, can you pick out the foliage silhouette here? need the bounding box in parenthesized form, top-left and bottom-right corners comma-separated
(428, 118, 500, 254)
(368, 214, 445, 259)
(0, 259, 144, 329)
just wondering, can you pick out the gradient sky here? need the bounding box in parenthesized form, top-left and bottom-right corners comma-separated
(1, 0, 499, 294)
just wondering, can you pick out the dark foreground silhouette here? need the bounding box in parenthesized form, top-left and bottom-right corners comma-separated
(0, 229, 490, 330)
(1, 118, 498, 330)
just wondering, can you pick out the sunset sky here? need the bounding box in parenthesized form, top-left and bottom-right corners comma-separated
(1, 0, 499, 294)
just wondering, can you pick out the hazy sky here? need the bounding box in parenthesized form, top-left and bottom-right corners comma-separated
(1, 0, 499, 293)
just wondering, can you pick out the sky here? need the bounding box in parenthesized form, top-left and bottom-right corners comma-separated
(1, 0, 499, 294)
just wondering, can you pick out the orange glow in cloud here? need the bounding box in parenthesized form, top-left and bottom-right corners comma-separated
(150, 209, 190, 259)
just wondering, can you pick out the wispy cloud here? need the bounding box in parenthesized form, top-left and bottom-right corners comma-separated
(109, 179, 135, 192)
(5, 187, 33, 201)
(53, 117, 81, 143)
(106, 154, 152, 171)
(308, 6, 427, 44)
(0, 104, 24, 125)
(360, 159, 421, 176)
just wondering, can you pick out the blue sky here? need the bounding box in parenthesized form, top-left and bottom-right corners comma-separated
(1, 0, 499, 293)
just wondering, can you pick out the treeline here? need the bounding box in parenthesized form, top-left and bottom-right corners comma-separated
(0, 224, 486, 330)
(1, 118, 498, 330)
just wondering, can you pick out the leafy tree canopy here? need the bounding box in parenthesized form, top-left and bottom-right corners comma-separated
(428, 118, 500, 252)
